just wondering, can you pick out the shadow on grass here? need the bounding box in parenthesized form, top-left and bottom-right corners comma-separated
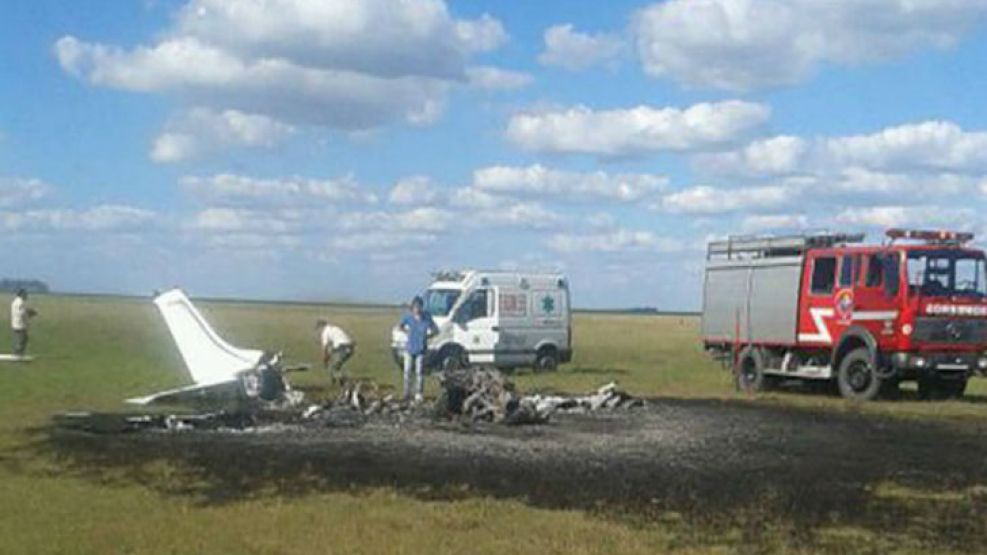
(14, 397, 987, 553)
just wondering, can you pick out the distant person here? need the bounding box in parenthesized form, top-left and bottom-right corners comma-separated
(316, 319, 354, 385)
(10, 289, 36, 356)
(399, 296, 438, 404)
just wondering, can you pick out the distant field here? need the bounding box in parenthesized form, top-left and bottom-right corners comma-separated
(2, 294, 987, 554)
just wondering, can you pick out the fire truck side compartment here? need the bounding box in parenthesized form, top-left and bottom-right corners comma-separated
(702, 256, 803, 345)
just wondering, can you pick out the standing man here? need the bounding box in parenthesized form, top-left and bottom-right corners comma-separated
(316, 318, 355, 386)
(399, 296, 438, 404)
(10, 289, 35, 357)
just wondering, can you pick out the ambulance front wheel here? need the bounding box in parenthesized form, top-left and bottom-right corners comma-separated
(837, 348, 882, 401)
(437, 346, 467, 372)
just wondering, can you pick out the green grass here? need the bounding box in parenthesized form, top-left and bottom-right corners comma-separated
(2, 294, 987, 554)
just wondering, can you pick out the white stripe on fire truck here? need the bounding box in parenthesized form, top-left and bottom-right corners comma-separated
(798, 307, 834, 344)
(851, 311, 899, 321)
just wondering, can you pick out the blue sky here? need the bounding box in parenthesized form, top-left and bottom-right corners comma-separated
(2, 0, 987, 309)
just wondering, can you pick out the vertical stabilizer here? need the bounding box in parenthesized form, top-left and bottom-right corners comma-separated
(153, 289, 263, 385)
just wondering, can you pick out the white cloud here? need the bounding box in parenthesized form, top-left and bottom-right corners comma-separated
(180, 174, 376, 206)
(506, 100, 769, 157)
(465, 66, 533, 90)
(198, 232, 303, 252)
(634, 0, 987, 91)
(538, 24, 624, 71)
(55, 35, 450, 130)
(696, 135, 809, 177)
(658, 185, 792, 214)
(150, 108, 295, 163)
(472, 201, 562, 229)
(587, 212, 617, 229)
(388, 176, 442, 205)
(0, 205, 157, 232)
(449, 187, 507, 210)
(546, 228, 684, 253)
(187, 207, 305, 233)
(0, 177, 53, 207)
(825, 121, 987, 173)
(830, 167, 978, 195)
(331, 232, 436, 251)
(835, 205, 974, 229)
(472, 164, 667, 202)
(337, 207, 452, 233)
(741, 214, 809, 232)
(454, 14, 509, 53)
(54, 0, 508, 135)
(172, 0, 505, 78)
(696, 121, 987, 202)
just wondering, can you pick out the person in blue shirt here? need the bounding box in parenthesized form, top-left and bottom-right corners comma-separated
(399, 295, 439, 403)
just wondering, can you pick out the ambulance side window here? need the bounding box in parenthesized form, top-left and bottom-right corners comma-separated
(455, 289, 489, 323)
(811, 257, 837, 295)
(839, 255, 854, 287)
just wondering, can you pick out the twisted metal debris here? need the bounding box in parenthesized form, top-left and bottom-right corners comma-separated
(55, 367, 644, 433)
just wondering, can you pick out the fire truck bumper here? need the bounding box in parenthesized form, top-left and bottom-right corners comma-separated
(890, 352, 987, 376)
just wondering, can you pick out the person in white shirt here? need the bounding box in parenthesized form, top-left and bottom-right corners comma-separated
(316, 319, 354, 385)
(10, 289, 36, 356)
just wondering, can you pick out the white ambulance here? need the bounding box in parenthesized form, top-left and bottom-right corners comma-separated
(390, 270, 573, 372)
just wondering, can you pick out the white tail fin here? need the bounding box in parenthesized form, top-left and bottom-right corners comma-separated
(153, 289, 263, 385)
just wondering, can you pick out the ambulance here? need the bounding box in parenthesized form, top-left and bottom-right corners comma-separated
(391, 270, 572, 372)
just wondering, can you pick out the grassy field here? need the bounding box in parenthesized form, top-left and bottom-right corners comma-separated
(2, 294, 987, 554)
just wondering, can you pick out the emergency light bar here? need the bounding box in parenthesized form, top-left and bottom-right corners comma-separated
(886, 228, 974, 245)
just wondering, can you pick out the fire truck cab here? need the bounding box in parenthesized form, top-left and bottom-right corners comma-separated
(702, 229, 987, 401)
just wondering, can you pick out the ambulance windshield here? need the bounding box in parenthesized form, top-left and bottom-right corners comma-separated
(907, 251, 987, 298)
(423, 288, 461, 316)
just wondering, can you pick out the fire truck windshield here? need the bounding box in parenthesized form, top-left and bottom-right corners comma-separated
(906, 251, 987, 298)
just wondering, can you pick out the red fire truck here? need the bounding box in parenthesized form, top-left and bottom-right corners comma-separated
(701, 229, 987, 400)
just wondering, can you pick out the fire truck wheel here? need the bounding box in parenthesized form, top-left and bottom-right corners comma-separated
(735, 347, 772, 393)
(837, 348, 882, 401)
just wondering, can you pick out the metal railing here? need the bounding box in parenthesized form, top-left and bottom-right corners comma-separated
(707, 231, 865, 260)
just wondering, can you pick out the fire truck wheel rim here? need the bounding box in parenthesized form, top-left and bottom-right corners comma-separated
(846, 361, 872, 392)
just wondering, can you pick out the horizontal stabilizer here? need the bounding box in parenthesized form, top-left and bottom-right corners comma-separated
(126, 380, 239, 406)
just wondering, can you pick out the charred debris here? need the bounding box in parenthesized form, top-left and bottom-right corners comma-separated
(55, 367, 643, 434)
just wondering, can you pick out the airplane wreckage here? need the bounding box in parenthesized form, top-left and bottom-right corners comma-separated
(56, 289, 642, 434)
(126, 288, 306, 408)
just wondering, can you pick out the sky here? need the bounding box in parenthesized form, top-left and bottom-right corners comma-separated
(2, 0, 987, 309)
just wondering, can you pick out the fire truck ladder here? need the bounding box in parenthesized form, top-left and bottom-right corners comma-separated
(707, 231, 865, 261)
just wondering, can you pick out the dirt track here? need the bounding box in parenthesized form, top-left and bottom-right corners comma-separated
(45, 398, 987, 531)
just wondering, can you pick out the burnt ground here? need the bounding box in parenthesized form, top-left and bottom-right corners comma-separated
(30, 398, 987, 551)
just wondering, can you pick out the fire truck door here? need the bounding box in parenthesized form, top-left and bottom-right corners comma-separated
(854, 252, 900, 335)
(799, 253, 839, 345)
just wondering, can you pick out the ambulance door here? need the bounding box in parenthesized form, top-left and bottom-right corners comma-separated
(452, 287, 498, 365)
